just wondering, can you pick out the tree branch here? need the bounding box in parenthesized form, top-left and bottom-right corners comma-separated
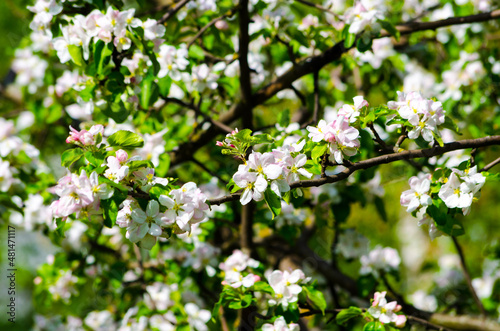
(238, 0, 253, 131)
(207, 135, 500, 205)
(187, 7, 238, 48)
(451, 236, 487, 316)
(480, 156, 500, 172)
(168, 10, 500, 166)
(158, 0, 191, 24)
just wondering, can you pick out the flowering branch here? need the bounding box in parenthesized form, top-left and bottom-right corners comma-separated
(169, 10, 500, 166)
(208, 135, 500, 205)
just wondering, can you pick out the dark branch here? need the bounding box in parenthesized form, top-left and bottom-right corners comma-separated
(207, 135, 500, 205)
(187, 7, 238, 48)
(158, 0, 191, 24)
(168, 10, 500, 166)
(452, 236, 487, 316)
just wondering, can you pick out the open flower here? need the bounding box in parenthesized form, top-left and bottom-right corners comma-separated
(368, 291, 406, 328)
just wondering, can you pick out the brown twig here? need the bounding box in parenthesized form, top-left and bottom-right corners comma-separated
(368, 123, 389, 150)
(294, 0, 340, 18)
(451, 236, 487, 317)
(158, 0, 191, 24)
(187, 7, 239, 48)
(480, 156, 500, 172)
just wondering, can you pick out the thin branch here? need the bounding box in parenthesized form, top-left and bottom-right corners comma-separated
(385, 9, 500, 37)
(275, 34, 297, 63)
(312, 70, 320, 125)
(187, 7, 238, 48)
(158, 0, 191, 24)
(368, 123, 389, 150)
(163, 97, 233, 134)
(207, 135, 500, 205)
(451, 236, 487, 317)
(406, 316, 455, 331)
(289, 85, 307, 106)
(169, 10, 500, 166)
(480, 156, 500, 172)
(191, 158, 228, 185)
(381, 272, 407, 308)
(238, 0, 253, 130)
(294, 0, 340, 18)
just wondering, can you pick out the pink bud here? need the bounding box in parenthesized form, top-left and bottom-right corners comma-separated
(253, 275, 261, 282)
(395, 315, 406, 328)
(216, 141, 224, 147)
(115, 149, 129, 163)
(215, 20, 229, 30)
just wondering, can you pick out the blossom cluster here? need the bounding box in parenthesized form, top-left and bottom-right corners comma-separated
(66, 124, 104, 146)
(233, 142, 312, 205)
(116, 182, 209, 249)
(219, 250, 309, 310)
(219, 249, 261, 288)
(343, 0, 385, 35)
(267, 269, 307, 308)
(360, 245, 401, 277)
(388, 91, 445, 143)
(51, 7, 164, 64)
(400, 166, 486, 239)
(368, 291, 407, 328)
(307, 97, 365, 164)
(50, 169, 113, 219)
(438, 166, 485, 214)
(262, 316, 300, 331)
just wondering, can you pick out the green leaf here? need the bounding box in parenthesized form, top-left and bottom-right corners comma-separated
(61, 148, 84, 168)
(443, 116, 460, 134)
(344, 32, 356, 48)
(188, 44, 205, 60)
(379, 20, 400, 41)
(356, 37, 373, 52)
(363, 321, 376, 331)
(252, 133, 274, 145)
(252, 281, 274, 294)
(140, 74, 159, 109)
(374, 196, 387, 222)
(85, 150, 106, 167)
(234, 129, 254, 143)
(55, 218, 67, 237)
(68, 45, 83, 66)
(264, 189, 282, 219)
(103, 99, 129, 123)
(331, 202, 350, 223)
(127, 160, 155, 172)
(357, 274, 377, 297)
(311, 144, 328, 161)
(303, 287, 327, 314)
(107, 130, 144, 148)
(336, 306, 363, 325)
(101, 198, 119, 228)
(278, 109, 290, 128)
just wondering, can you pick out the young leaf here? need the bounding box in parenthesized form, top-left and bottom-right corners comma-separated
(336, 306, 363, 325)
(264, 189, 282, 219)
(303, 287, 327, 314)
(107, 130, 144, 148)
(379, 20, 400, 41)
(311, 144, 328, 161)
(61, 148, 84, 168)
(344, 32, 357, 48)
